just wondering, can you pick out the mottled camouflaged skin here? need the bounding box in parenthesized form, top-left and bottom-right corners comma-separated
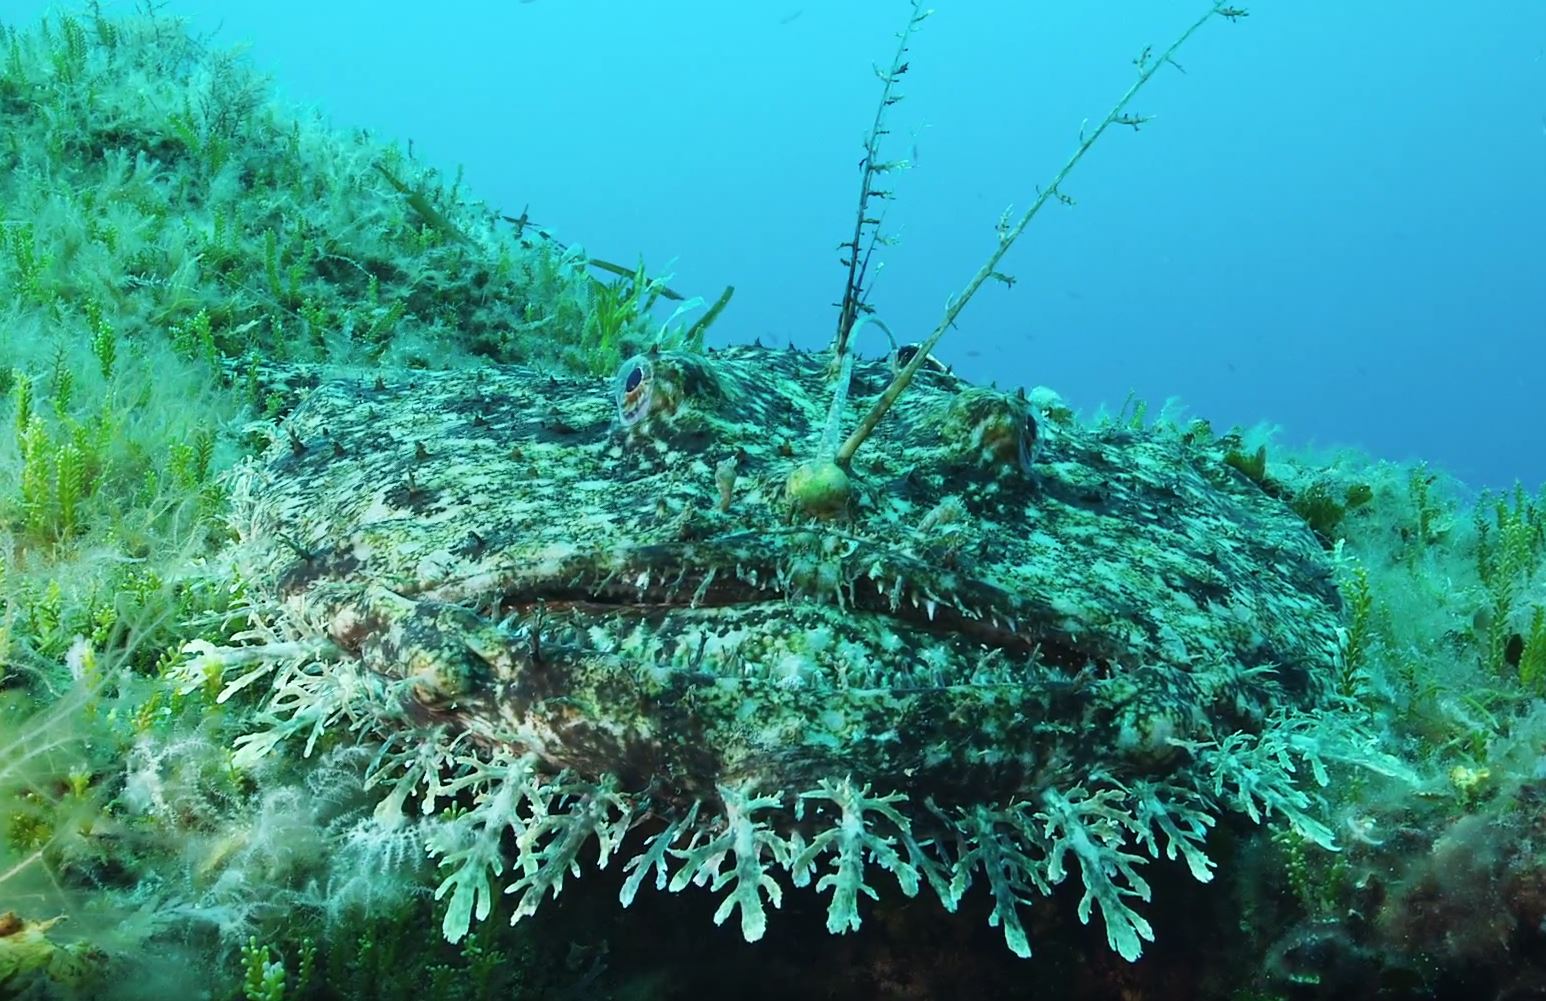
(242, 345, 1342, 812)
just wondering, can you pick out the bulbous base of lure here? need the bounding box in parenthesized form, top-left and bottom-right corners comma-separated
(784, 459, 852, 520)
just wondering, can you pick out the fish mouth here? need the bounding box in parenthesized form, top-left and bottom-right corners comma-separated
(481, 536, 1109, 676)
(422, 536, 1117, 804)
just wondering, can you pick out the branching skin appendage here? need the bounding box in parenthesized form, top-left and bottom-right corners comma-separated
(815, 1, 1244, 481)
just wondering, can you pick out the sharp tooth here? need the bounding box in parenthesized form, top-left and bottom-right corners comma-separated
(691, 568, 717, 608)
(924, 599, 937, 621)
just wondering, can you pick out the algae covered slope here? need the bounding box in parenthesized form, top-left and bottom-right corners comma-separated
(0, 6, 637, 384)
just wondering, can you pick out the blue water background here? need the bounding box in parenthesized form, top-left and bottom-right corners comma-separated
(20, 1, 1545, 490)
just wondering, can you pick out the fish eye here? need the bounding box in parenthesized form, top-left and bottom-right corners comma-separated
(941, 387, 1037, 476)
(615, 356, 654, 426)
(613, 352, 718, 431)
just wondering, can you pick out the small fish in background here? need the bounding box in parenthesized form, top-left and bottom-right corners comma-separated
(778, 10, 804, 25)
(907, 123, 929, 167)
